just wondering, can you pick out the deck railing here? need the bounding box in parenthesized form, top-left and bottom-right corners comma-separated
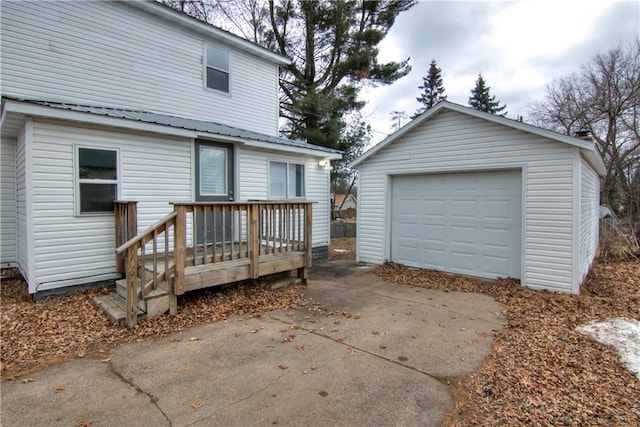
(115, 201, 312, 327)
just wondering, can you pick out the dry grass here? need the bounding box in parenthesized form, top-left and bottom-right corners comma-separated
(374, 261, 640, 425)
(328, 237, 356, 260)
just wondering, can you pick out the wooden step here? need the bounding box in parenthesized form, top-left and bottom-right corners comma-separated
(93, 293, 144, 326)
(115, 279, 171, 317)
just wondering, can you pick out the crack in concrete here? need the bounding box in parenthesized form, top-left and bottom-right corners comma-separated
(182, 372, 288, 427)
(269, 313, 450, 384)
(107, 360, 173, 427)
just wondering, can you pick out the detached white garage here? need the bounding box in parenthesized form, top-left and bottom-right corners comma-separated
(351, 102, 605, 294)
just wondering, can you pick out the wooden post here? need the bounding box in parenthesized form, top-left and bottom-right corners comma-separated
(297, 203, 312, 284)
(249, 204, 260, 279)
(115, 204, 124, 274)
(125, 244, 139, 328)
(174, 205, 186, 295)
(114, 201, 137, 274)
(127, 202, 138, 241)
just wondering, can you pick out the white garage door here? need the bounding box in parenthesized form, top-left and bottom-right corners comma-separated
(391, 170, 522, 279)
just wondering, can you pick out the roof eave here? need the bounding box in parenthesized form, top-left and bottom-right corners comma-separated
(350, 101, 599, 168)
(1, 99, 340, 158)
(127, 1, 292, 66)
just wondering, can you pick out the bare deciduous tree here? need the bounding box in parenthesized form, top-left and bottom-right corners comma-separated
(530, 42, 640, 230)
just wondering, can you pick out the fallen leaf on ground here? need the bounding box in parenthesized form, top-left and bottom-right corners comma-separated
(379, 343, 388, 349)
(191, 402, 204, 409)
(278, 364, 289, 370)
(21, 378, 34, 384)
(55, 386, 65, 393)
(76, 420, 93, 427)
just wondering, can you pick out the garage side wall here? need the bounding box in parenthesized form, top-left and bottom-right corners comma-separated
(30, 120, 192, 293)
(357, 110, 578, 293)
(578, 157, 600, 284)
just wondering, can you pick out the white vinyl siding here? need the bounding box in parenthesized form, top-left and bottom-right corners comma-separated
(238, 147, 330, 248)
(16, 123, 32, 285)
(578, 157, 600, 283)
(357, 109, 579, 293)
(0, 137, 17, 266)
(29, 120, 192, 292)
(1, 1, 279, 135)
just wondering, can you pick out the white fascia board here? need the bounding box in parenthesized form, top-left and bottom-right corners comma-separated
(581, 148, 607, 176)
(241, 139, 342, 159)
(3, 100, 198, 138)
(127, 1, 292, 66)
(350, 101, 597, 168)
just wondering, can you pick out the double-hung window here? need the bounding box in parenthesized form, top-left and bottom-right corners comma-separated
(269, 161, 305, 199)
(205, 44, 229, 93)
(76, 147, 118, 214)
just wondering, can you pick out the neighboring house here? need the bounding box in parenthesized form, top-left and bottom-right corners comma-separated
(351, 101, 605, 294)
(0, 0, 341, 297)
(332, 193, 357, 215)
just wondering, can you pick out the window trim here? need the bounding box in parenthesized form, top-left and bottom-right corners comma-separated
(203, 43, 231, 94)
(74, 145, 120, 216)
(268, 160, 306, 199)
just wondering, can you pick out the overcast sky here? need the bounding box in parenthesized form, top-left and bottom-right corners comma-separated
(360, 0, 640, 143)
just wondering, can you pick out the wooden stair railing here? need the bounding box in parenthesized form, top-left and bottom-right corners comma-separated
(115, 211, 178, 327)
(113, 201, 313, 327)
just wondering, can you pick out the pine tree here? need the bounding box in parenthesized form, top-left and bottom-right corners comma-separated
(413, 59, 446, 117)
(468, 73, 506, 115)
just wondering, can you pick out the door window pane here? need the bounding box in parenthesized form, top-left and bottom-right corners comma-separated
(199, 145, 227, 196)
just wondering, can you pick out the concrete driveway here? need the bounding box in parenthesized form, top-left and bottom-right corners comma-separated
(1, 260, 505, 426)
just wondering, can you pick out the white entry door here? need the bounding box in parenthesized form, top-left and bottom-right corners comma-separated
(391, 170, 522, 279)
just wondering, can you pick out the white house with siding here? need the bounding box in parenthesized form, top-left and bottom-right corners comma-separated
(351, 102, 604, 294)
(0, 0, 340, 297)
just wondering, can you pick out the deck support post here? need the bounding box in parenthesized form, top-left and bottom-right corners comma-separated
(249, 203, 260, 279)
(174, 205, 186, 295)
(168, 276, 177, 315)
(299, 203, 313, 284)
(125, 244, 139, 328)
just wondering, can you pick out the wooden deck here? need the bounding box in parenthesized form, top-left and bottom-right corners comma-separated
(108, 201, 313, 327)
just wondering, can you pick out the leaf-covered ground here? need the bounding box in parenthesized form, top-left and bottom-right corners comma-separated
(2, 238, 639, 426)
(0, 271, 307, 380)
(374, 261, 640, 426)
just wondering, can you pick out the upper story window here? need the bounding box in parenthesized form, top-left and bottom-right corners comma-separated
(269, 161, 305, 199)
(205, 44, 229, 93)
(76, 147, 118, 214)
